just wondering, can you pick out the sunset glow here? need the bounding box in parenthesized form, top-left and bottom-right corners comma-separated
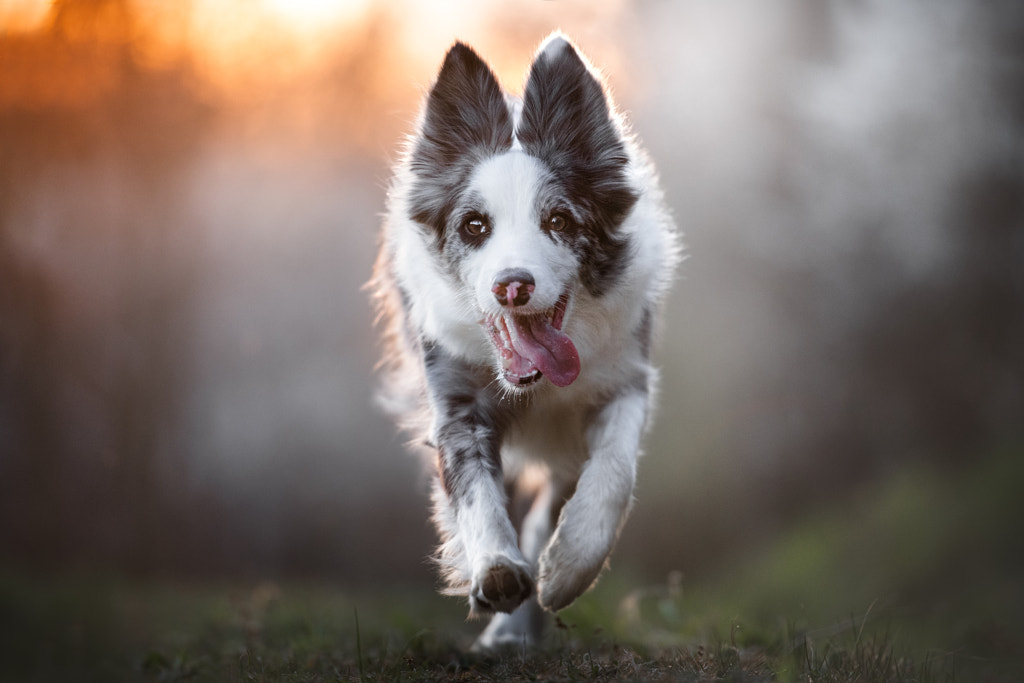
(0, 0, 634, 117)
(263, 0, 370, 33)
(0, 0, 50, 32)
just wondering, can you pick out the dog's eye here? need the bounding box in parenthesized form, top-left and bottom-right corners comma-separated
(546, 212, 573, 233)
(460, 215, 489, 240)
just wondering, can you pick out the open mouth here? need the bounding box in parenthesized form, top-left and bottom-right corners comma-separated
(484, 292, 581, 388)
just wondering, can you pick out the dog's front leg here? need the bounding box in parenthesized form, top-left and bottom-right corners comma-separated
(537, 387, 649, 612)
(425, 344, 533, 616)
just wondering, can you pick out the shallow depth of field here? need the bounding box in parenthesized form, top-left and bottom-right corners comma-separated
(1, 0, 1022, 681)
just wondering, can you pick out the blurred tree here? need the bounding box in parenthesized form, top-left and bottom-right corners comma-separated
(0, 0, 213, 574)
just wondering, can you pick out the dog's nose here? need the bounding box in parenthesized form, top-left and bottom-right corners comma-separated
(492, 269, 535, 307)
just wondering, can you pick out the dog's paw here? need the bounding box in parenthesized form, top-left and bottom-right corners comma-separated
(469, 558, 533, 615)
(536, 535, 608, 613)
(470, 600, 545, 652)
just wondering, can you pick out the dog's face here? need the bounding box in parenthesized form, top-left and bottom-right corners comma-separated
(406, 35, 638, 391)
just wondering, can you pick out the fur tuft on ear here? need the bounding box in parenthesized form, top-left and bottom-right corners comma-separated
(408, 42, 513, 235)
(534, 31, 575, 65)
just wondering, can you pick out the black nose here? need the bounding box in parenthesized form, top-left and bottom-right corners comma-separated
(492, 269, 535, 307)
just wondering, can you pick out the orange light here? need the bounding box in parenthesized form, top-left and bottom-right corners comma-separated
(0, 0, 51, 33)
(262, 0, 370, 34)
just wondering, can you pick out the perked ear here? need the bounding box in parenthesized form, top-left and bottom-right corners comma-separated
(517, 33, 627, 171)
(517, 33, 638, 295)
(414, 42, 513, 168)
(407, 42, 513, 232)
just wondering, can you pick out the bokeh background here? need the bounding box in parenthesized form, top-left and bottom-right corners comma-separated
(2, 0, 1022, 603)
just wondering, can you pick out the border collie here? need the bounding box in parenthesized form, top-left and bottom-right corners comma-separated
(370, 32, 680, 649)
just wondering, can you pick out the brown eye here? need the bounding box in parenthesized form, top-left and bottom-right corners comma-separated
(460, 214, 489, 241)
(547, 212, 572, 233)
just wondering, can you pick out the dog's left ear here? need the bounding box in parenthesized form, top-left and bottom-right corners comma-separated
(518, 33, 627, 170)
(519, 33, 638, 294)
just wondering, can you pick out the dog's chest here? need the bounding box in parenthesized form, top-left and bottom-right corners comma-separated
(500, 396, 590, 474)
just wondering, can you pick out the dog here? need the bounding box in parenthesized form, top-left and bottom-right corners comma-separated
(369, 32, 680, 649)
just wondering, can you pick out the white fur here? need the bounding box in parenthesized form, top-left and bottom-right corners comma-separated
(464, 153, 575, 317)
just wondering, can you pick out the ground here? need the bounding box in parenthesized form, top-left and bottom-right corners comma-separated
(1, 449, 1021, 682)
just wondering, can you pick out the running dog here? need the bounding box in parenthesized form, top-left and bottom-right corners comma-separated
(370, 32, 680, 649)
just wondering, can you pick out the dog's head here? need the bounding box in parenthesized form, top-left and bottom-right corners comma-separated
(406, 34, 638, 391)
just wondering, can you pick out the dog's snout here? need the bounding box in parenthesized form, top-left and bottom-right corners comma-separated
(492, 268, 535, 308)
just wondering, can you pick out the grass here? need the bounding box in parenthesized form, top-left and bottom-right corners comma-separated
(2, 449, 1021, 681)
(0, 576, 964, 682)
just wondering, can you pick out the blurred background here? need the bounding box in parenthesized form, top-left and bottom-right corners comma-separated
(1, 0, 1022, 597)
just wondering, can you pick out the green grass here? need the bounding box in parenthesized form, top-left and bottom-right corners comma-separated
(2, 449, 1021, 681)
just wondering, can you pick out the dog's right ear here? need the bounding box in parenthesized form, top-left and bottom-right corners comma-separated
(416, 42, 512, 167)
(408, 43, 512, 233)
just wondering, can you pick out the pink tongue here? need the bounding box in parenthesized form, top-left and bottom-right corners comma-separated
(506, 316, 581, 387)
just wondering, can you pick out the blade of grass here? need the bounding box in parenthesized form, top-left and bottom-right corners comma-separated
(354, 606, 365, 682)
